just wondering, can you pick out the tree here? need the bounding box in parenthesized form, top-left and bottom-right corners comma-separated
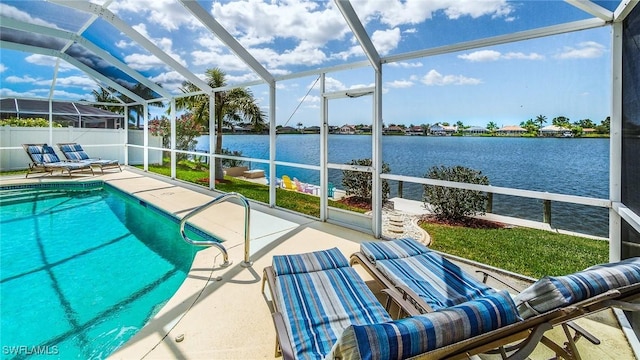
(296, 122, 303, 132)
(535, 114, 547, 128)
(574, 118, 595, 129)
(486, 121, 498, 132)
(91, 88, 123, 114)
(423, 165, 489, 221)
(520, 119, 538, 134)
(148, 114, 204, 159)
(595, 116, 610, 134)
(177, 68, 266, 180)
(552, 116, 571, 128)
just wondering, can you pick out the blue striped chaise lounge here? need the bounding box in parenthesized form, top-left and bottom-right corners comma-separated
(349, 238, 640, 359)
(262, 247, 522, 360)
(351, 238, 498, 313)
(57, 143, 121, 173)
(22, 144, 94, 177)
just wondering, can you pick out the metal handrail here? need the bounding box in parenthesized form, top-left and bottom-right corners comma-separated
(179, 192, 252, 267)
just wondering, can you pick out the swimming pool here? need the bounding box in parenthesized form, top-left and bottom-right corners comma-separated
(0, 183, 203, 359)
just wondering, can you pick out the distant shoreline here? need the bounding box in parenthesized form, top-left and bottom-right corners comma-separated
(220, 132, 610, 139)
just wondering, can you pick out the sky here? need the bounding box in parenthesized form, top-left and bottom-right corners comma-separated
(0, 0, 620, 128)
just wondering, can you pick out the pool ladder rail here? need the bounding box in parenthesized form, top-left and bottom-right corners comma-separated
(179, 192, 252, 268)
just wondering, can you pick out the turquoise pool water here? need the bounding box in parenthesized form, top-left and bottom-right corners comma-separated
(0, 184, 199, 359)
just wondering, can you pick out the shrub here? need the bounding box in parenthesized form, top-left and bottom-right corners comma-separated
(0, 117, 63, 127)
(423, 165, 489, 221)
(342, 158, 390, 203)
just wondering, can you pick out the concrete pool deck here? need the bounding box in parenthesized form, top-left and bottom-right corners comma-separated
(1, 168, 637, 359)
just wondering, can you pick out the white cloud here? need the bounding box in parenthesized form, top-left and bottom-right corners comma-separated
(5, 75, 38, 83)
(0, 88, 39, 98)
(24, 55, 75, 72)
(0, 64, 6, 73)
(124, 53, 165, 71)
(458, 50, 502, 62)
(458, 50, 543, 62)
(0, 4, 59, 28)
(351, 0, 513, 27)
(421, 69, 481, 86)
(386, 80, 414, 88)
(371, 28, 401, 56)
(387, 61, 423, 68)
(556, 41, 606, 59)
(150, 71, 187, 93)
(110, 0, 200, 31)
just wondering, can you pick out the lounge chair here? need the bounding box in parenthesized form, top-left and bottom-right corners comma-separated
(261, 248, 405, 359)
(263, 247, 572, 360)
(22, 144, 94, 178)
(350, 238, 640, 359)
(57, 143, 121, 173)
(280, 175, 297, 191)
(293, 177, 315, 194)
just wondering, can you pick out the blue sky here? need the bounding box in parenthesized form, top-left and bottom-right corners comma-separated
(0, 0, 616, 128)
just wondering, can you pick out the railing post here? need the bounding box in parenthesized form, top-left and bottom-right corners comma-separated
(398, 180, 403, 198)
(543, 199, 552, 224)
(486, 192, 493, 213)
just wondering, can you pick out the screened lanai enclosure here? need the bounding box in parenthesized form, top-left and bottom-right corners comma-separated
(1, 0, 639, 283)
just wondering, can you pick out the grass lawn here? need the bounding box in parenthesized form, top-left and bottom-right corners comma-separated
(140, 164, 364, 217)
(421, 221, 609, 279)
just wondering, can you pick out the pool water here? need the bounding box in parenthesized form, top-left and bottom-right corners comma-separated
(0, 185, 199, 359)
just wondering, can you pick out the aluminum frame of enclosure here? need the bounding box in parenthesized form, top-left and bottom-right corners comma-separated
(0, 0, 638, 257)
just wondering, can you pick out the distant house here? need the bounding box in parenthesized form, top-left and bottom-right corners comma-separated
(429, 123, 457, 136)
(302, 126, 320, 134)
(339, 124, 356, 134)
(463, 126, 489, 135)
(276, 126, 299, 134)
(358, 125, 372, 134)
(384, 125, 405, 135)
(582, 128, 596, 135)
(406, 126, 424, 136)
(496, 125, 527, 136)
(539, 125, 570, 137)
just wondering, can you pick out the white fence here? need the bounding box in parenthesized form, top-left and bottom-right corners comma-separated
(0, 126, 162, 171)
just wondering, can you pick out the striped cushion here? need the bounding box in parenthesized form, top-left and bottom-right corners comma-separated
(361, 238, 429, 261)
(362, 239, 495, 311)
(64, 151, 90, 160)
(274, 253, 391, 360)
(328, 290, 519, 360)
(515, 257, 640, 319)
(273, 247, 350, 276)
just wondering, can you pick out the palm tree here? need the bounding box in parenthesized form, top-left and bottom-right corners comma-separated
(535, 114, 547, 128)
(177, 68, 266, 180)
(486, 121, 498, 132)
(91, 88, 123, 114)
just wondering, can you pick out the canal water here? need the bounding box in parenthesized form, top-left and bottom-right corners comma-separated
(197, 135, 609, 237)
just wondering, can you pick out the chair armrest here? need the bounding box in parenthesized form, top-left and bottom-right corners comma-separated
(381, 288, 421, 317)
(272, 312, 295, 360)
(396, 284, 434, 313)
(475, 270, 522, 293)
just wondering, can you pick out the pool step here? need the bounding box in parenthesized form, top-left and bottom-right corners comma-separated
(0, 189, 75, 206)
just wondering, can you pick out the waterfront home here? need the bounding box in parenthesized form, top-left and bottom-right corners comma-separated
(276, 126, 299, 134)
(463, 126, 490, 135)
(540, 125, 571, 137)
(383, 125, 405, 135)
(339, 124, 356, 134)
(496, 125, 527, 136)
(302, 126, 321, 134)
(406, 125, 425, 136)
(429, 123, 457, 135)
